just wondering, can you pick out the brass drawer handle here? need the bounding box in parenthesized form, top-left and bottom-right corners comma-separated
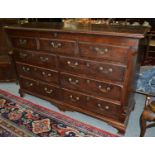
(68, 78, 79, 85)
(105, 106, 110, 110)
(44, 88, 53, 94)
(53, 32, 58, 38)
(47, 73, 52, 77)
(86, 96, 90, 101)
(19, 53, 28, 58)
(86, 62, 90, 68)
(99, 66, 113, 74)
(18, 39, 27, 47)
(67, 61, 79, 68)
(97, 103, 101, 107)
(86, 79, 90, 84)
(42, 72, 52, 77)
(40, 57, 49, 62)
(97, 104, 110, 110)
(98, 85, 111, 93)
(93, 47, 109, 55)
(22, 66, 30, 72)
(25, 82, 33, 87)
(50, 41, 62, 48)
(69, 95, 80, 102)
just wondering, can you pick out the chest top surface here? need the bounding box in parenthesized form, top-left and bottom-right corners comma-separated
(4, 22, 149, 38)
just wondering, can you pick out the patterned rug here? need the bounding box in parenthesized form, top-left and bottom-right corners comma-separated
(0, 89, 118, 137)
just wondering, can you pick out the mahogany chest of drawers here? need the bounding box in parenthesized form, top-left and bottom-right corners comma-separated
(5, 22, 148, 134)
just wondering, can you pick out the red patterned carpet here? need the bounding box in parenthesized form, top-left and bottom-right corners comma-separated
(0, 89, 118, 137)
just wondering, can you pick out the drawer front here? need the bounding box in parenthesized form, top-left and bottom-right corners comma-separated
(79, 42, 129, 64)
(85, 78, 122, 101)
(10, 37, 37, 49)
(20, 77, 60, 100)
(61, 73, 122, 101)
(59, 56, 86, 75)
(39, 39, 76, 55)
(62, 88, 121, 119)
(86, 96, 121, 119)
(20, 77, 37, 93)
(17, 63, 59, 84)
(59, 56, 126, 82)
(61, 73, 84, 92)
(14, 50, 57, 69)
(62, 89, 87, 109)
(37, 82, 60, 100)
(85, 61, 126, 82)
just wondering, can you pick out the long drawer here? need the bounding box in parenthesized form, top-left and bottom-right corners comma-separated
(62, 88, 121, 119)
(20, 77, 61, 100)
(79, 42, 129, 64)
(59, 56, 126, 82)
(16, 63, 59, 85)
(60, 72, 122, 101)
(14, 50, 57, 69)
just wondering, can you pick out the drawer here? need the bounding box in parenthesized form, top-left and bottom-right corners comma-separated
(59, 56, 86, 75)
(61, 73, 84, 92)
(62, 88, 121, 119)
(37, 82, 60, 100)
(60, 73, 122, 101)
(17, 63, 59, 85)
(39, 39, 76, 55)
(86, 96, 121, 119)
(20, 77, 60, 100)
(10, 37, 37, 49)
(79, 42, 129, 64)
(85, 78, 122, 101)
(20, 77, 37, 93)
(14, 50, 57, 69)
(62, 89, 87, 109)
(59, 56, 126, 82)
(85, 61, 126, 82)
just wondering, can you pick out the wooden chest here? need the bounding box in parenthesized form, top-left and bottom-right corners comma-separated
(5, 22, 148, 134)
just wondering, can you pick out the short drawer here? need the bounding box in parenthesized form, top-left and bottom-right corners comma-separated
(85, 61, 126, 82)
(86, 96, 121, 119)
(20, 77, 60, 100)
(60, 73, 122, 101)
(59, 56, 86, 75)
(85, 78, 122, 101)
(17, 63, 59, 85)
(14, 50, 57, 69)
(61, 73, 84, 93)
(10, 37, 37, 49)
(39, 39, 76, 55)
(62, 89, 87, 109)
(79, 42, 129, 64)
(20, 77, 37, 93)
(37, 82, 60, 100)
